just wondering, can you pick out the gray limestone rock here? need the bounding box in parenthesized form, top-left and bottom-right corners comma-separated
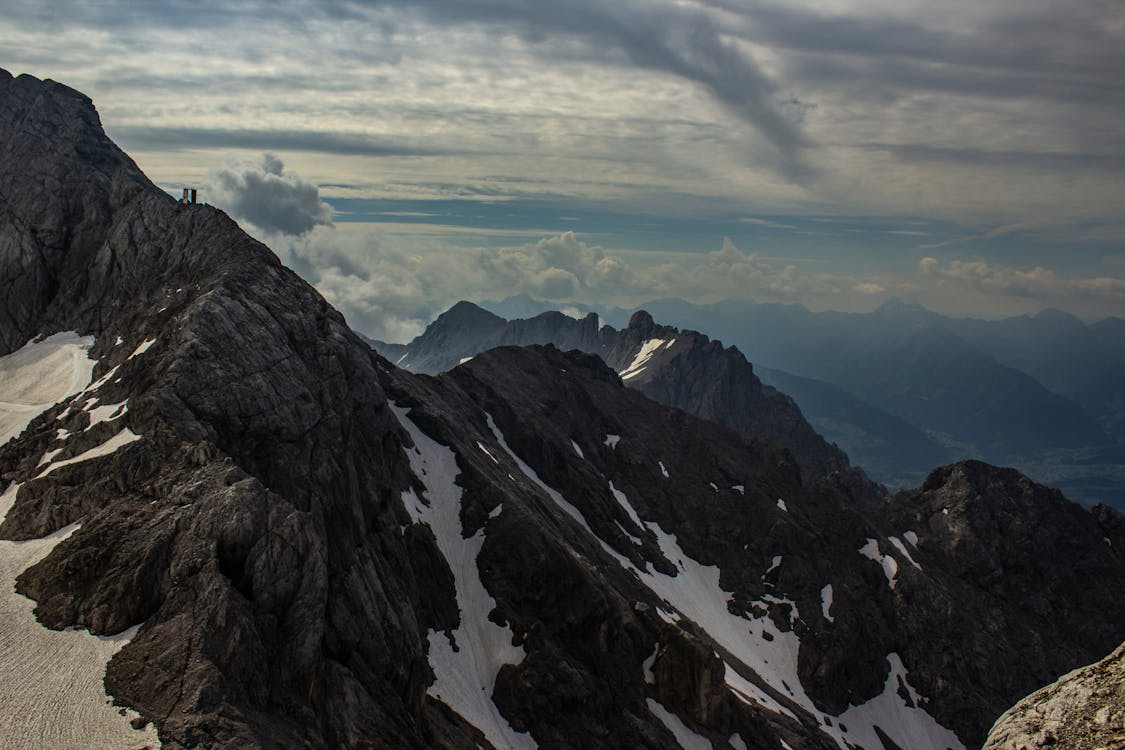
(984, 641, 1125, 750)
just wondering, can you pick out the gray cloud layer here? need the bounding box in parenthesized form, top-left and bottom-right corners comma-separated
(3, 0, 1123, 322)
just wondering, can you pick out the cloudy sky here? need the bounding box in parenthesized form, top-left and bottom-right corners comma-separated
(3, 0, 1124, 339)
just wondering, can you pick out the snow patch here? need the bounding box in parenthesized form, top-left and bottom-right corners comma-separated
(724, 660, 799, 721)
(488, 504, 503, 520)
(903, 530, 919, 547)
(610, 482, 644, 531)
(0, 482, 161, 749)
(831, 653, 964, 750)
(476, 441, 499, 464)
(458, 356, 473, 365)
(888, 536, 922, 570)
(709, 482, 719, 492)
(82, 365, 119, 395)
(36, 429, 141, 478)
(763, 555, 782, 578)
(859, 538, 899, 590)
(0, 333, 96, 445)
(604, 433, 620, 449)
(646, 698, 711, 750)
(615, 521, 642, 546)
(728, 733, 747, 750)
(391, 405, 536, 749)
(83, 400, 127, 431)
(620, 338, 671, 381)
(128, 338, 157, 359)
(659, 460, 669, 478)
(642, 645, 658, 684)
(777, 498, 788, 512)
(821, 584, 835, 623)
(570, 440, 584, 458)
(731, 484, 744, 495)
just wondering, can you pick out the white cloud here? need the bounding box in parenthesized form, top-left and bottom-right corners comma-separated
(206, 153, 332, 236)
(920, 256, 1125, 303)
(259, 224, 887, 341)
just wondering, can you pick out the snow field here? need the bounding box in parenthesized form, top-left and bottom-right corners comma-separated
(646, 698, 711, 750)
(831, 654, 963, 750)
(392, 405, 536, 750)
(0, 334, 159, 749)
(1, 482, 160, 749)
(619, 338, 675, 381)
(0, 333, 96, 445)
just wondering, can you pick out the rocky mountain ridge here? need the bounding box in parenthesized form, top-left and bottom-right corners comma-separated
(1, 69, 1123, 750)
(479, 295, 1125, 506)
(372, 302, 881, 505)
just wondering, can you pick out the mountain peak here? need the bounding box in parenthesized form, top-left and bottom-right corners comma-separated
(874, 297, 930, 316)
(1032, 307, 1083, 328)
(626, 309, 655, 336)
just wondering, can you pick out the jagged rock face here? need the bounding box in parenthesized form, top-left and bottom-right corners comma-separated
(2, 69, 1125, 750)
(983, 641, 1125, 750)
(884, 462, 1125, 745)
(375, 302, 882, 503)
(0, 70, 453, 748)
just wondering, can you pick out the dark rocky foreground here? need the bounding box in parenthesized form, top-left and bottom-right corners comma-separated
(1, 69, 1124, 749)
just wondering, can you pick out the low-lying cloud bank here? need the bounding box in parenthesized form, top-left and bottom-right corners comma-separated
(204, 155, 1125, 340)
(920, 257, 1125, 304)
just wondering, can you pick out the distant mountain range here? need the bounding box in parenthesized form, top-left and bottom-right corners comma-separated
(479, 295, 1125, 509)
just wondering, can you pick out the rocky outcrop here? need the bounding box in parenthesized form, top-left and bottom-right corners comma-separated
(984, 641, 1125, 750)
(883, 461, 1125, 745)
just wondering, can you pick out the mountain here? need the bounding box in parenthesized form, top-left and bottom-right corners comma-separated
(946, 309, 1125, 443)
(756, 367, 951, 489)
(370, 302, 881, 504)
(2, 69, 1125, 750)
(590, 296, 1123, 510)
